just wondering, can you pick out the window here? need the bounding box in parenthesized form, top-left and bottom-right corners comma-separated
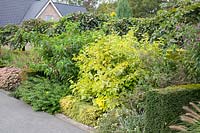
(45, 15, 54, 21)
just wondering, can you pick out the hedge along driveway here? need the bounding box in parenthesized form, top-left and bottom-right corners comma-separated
(145, 84, 200, 133)
(0, 90, 87, 133)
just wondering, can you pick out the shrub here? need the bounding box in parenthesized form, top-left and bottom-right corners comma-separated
(72, 30, 165, 111)
(96, 92, 145, 133)
(21, 19, 53, 34)
(31, 22, 104, 83)
(60, 96, 102, 126)
(67, 13, 109, 31)
(0, 24, 19, 46)
(96, 108, 144, 133)
(183, 24, 200, 83)
(145, 84, 200, 133)
(103, 18, 136, 36)
(0, 49, 13, 67)
(13, 76, 70, 114)
(53, 13, 109, 34)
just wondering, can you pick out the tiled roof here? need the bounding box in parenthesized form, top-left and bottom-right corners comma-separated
(0, 0, 87, 26)
(54, 3, 87, 16)
(23, 0, 49, 21)
(0, 0, 35, 26)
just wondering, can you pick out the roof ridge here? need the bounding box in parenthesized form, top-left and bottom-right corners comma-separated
(34, 0, 50, 18)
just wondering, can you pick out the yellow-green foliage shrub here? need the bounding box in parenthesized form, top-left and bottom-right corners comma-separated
(71, 30, 164, 111)
(60, 96, 102, 126)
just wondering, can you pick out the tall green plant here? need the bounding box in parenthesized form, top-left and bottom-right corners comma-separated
(116, 0, 132, 19)
(32, 22, 104, 83)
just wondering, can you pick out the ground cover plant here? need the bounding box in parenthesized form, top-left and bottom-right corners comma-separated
(13, 75, 70, 114)
(0, 48, 39, 69)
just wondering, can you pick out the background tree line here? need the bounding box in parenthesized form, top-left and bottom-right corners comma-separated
(52, 0, 196, 18)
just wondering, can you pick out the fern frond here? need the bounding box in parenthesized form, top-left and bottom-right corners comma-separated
(183, 106, 200, 119)
(169, 125, 187, 132)
(190, 102, 200, 113)
(180, 115, 198, 124)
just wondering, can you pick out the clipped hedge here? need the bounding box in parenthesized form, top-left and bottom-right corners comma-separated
(145, 84, 200, 133)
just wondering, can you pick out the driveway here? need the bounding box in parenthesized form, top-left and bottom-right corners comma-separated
(0, 90, 87, 133)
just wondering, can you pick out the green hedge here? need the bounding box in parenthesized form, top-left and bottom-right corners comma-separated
(145, 84, 200, 133)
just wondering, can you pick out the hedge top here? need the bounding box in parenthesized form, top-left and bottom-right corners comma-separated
(153, 84, 200, 94)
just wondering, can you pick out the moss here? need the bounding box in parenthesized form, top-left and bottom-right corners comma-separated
(145, 84, 200, 133)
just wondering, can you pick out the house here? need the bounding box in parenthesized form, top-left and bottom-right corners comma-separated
(0, 0, 87, 26)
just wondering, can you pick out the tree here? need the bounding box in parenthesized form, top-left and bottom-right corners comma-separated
(116, 0, 132, 19)
(97, 2, 117, 15)
(128, 0, 162, 17)
(83, 0, 99, 11)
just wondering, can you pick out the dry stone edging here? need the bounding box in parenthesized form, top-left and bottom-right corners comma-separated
(0, 67, 22, 91)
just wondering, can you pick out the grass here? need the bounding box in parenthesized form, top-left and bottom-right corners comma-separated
(0, 47, 39, 69)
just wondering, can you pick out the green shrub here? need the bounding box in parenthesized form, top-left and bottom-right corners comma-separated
(145, 84, 200, 133)
(13, 76, 70, 114)
(21, 19, 53, 34)
(183, 24, 200, 83)
(0, 48, 13, 67)
(0, 24, 19, 46)
(67, 13, 109, 31)
(60, 96, 102, 126)
(103, 18, 136, 36)
(31, 23, 104, 83)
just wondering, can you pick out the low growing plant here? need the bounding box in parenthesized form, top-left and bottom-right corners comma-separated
(96, 91, 145, 133)
(96, 107, 144, 133)
(60, 96, 102, 126)
(13, 76, 70, 114)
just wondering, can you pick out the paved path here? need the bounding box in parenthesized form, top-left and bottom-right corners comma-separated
(0, 91, 87, 133)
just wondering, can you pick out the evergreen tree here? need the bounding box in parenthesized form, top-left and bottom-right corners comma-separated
(116, 0, 132, 19)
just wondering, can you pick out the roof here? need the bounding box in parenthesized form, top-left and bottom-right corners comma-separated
(23, 0, 49, 21)
(54, 3, 87, 16)
(0, 0, 35, 26)
(0, 0, 87, 26)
